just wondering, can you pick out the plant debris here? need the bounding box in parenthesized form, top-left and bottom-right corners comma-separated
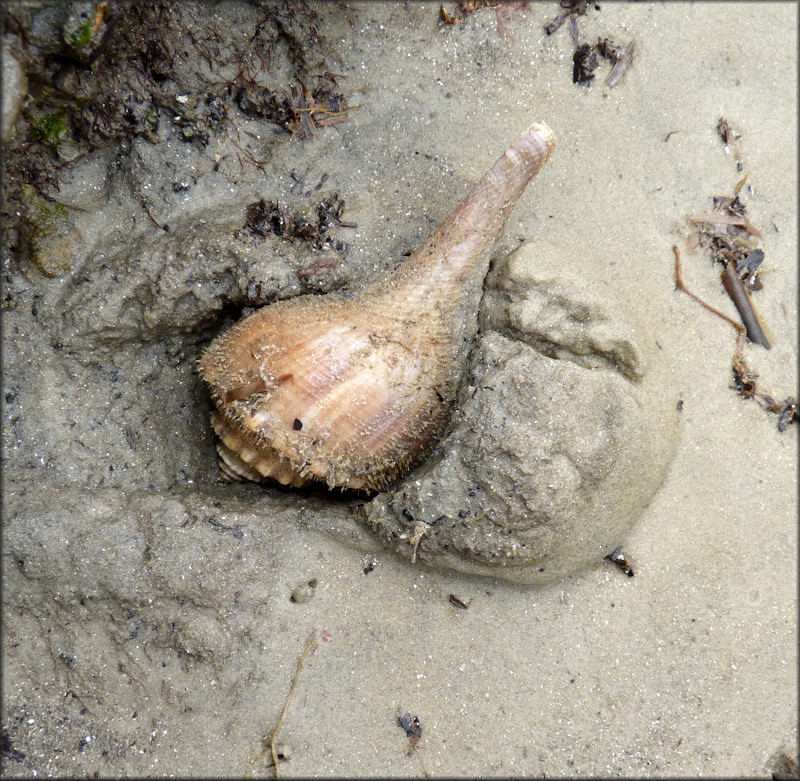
(673, 247, 797, 432)
(262, 634, 318, 778)
(545, 4, 634, 87)
(244, 192, 352, 252)
(236, 73, 355, 140)
(716, 116, 740, 147)
(544, 0, 593, 41)
(440, 1, 530, 39)
(598, 38, 635, 88)
(686, 179, 771, 349)
(398, 713, 429, 777)
(673, 118, 796, 432)
(440, 1, 495, 26)
(1, 1, 354, 268)
(572, 42, 598, 85)
(398, 713, 423, 748)
(732, 353, 798, 432)
(715, 116, 747, 172)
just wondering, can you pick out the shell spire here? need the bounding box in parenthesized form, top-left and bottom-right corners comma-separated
(199, 122, 556, 492)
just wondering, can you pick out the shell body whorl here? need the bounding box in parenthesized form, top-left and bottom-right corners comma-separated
(199, 122, 556, 491)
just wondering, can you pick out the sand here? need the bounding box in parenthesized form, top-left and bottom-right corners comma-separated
(2, 2, 796, 777)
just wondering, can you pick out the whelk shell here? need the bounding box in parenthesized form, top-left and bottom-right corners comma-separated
(199, 122, 556, 492)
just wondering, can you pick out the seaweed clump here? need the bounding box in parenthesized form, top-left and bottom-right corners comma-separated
(1, 1, 353, 275)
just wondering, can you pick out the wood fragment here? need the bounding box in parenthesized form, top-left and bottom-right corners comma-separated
(721, 261, 772, 349)
(688, 212, 763, 239)
(734, 171, 750, 195)
(544, 9, 569, 34)
(606, 40, 635, 88)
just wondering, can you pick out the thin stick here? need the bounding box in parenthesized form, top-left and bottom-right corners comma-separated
(672, 245, 745, 334)
(269, 634, 318, 778)
(721, 260, 772, 349)
(415, 744, 430, 778)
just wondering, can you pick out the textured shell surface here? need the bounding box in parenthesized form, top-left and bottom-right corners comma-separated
(199, 123, 556, 492)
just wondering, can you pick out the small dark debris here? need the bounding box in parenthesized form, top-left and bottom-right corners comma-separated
(710, 193, 747, 216)
(244, 192, 350, 251)
(676, 399, 684, 412)
(545, 0, 593, 37)
(449, 594, 470, 609)
(313, 172, 329, 192)
(735, 248, 765, 279)
(206, 516, 244, 540)
(245, 199, 288, 238)
(767, 747, 798, 780)
(745, 273, 763, 292)
(245, 282, 262, 302)
(716, 116, 740, 146)
(123, 425, 137, 450)
(572, 43, 598, 84)
(732, 353, 760, 399)
(293, 418, 303, 430)
(544, 10, 570, 35)
(172, 94, 229, 146)
(596, 37, 622, 59)
(398, 713, 423, 750)
(735, 347, 796, 428)
(776, 398, 798, 432)
(237, 86, 288, 122)
(318, 192, 349, 230)
(605, 546, 637, 577)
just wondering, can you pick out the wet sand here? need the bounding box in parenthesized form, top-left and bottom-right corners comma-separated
(2, 2, 796, 777)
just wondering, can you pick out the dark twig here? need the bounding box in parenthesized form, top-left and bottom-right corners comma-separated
(721, 260, 772, 349)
